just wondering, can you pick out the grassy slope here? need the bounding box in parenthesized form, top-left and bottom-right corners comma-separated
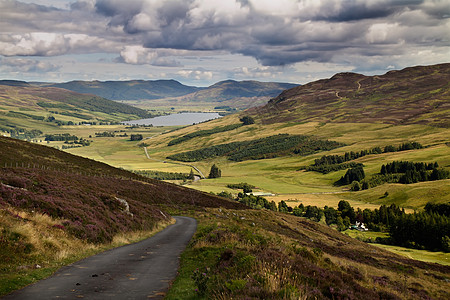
(0, 84, 150, 132)
(131, 64, 450, 210)
(0, 136, 246, 296)
(252, 63, 450, 127)
(0, 138, 448, 298)
(166, 208, 449, 299)
(138, 117, 449, 209)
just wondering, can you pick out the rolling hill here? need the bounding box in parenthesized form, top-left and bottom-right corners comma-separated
(137, 63, 449, 210)
(249, 63, 450, 127)
(41, 79, 298, 111)
(0, 81, 152, 134)
(170, 80, 298, 109)
(46, 79, 201, 100)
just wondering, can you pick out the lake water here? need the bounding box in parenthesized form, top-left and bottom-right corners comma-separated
(122, 112, 221, 126)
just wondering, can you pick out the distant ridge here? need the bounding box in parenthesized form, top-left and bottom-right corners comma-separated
(42, 79, 298, 106)
(250, 63, 450, 127)
(0, 84, 152, 121)
(0, 80, 30, 87)
(48, 79, 202, 100)
(179, 80, 298, 102)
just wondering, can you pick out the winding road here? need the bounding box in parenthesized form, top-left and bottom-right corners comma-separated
(143, 147, 206, 179)
(3, 216, 197, 300)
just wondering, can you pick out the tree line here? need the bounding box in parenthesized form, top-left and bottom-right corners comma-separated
(214, 179, 450, 252)
(1, 127, 42, 140)
(45, 133, 79, 142)
(307, 142, 423, 174)
(167, 134, 343, 162)
(226, 186, 450, 252)
(227, 182, 255, 193)
(380, 161, 448, 183)
(133, 170, 190, 180)
(332, 160, 448, 191)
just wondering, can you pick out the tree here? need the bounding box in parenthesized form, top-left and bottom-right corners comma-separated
(278, 200, 289, 213)
(208, 164, 221, 178)
(240, 116, 255, 125)
(336, 216, 346, 231)
(130, 134, 143, 141)
(351, 181, 361, 191)
(338, 200, 356, 223)
(188, 169, 195, 180)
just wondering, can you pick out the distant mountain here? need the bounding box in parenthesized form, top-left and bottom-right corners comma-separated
(249, 63, 450, 127)
(178, 80, 297, 100)
(169, 80, 298, 109)
(43, 79, 297, 109)
(47, 79, 202, 100)
(0, 80, 31, 87)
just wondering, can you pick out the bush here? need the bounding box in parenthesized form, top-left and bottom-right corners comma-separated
(240, 116, 255, 125)
(130, 134, 143, 141)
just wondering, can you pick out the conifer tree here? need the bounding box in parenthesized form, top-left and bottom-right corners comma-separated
(208, 164, 222, 178)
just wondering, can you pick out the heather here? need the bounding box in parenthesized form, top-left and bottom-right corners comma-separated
(0, 136, 246, 296)
(0, 167, 245, 244)
(167, 208, 450, 299)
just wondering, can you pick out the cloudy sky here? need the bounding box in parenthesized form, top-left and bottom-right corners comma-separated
(1, 0, 449, 86)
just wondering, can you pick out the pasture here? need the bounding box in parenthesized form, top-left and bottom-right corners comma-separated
(26, 118, 449, 210)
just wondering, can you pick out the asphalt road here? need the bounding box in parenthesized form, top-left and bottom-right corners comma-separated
(3, 216, 197, 300)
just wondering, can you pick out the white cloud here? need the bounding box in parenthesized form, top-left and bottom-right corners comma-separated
(0, 0, 449, 84)
(119, 45, 158, 64)
(177, 69, 213, 81)
(0, 57, 60, 72)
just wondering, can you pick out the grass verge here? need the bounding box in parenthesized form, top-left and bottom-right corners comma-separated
(166, 208, 450, 299)
(0, 207, 174, 297)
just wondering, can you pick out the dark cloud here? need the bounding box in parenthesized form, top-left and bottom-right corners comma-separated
(310, 1, 425, 22)
(0, 0, 448, 77)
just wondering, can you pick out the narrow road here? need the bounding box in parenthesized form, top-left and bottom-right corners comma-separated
(143, 147, 206, 179)
(3, 216, 197, 300)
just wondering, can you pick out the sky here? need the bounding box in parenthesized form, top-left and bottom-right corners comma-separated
(0, 0, 449, 86)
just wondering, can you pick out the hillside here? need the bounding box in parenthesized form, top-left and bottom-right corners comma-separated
(133, 64, 450, 211)
(250, 63, 450, 127)
(1, 137, 449, 299)
(0, 82, 152, 134)
(39, 79, 298, 112)
(172, 80, 298, 108)
(46, 79, 201, 100)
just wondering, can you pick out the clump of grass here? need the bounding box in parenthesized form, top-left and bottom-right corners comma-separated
(0, 207, 175, 297)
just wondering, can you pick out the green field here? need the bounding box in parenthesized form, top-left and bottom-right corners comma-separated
(344, 230, 450, 266)
(28, 116, 448, 211)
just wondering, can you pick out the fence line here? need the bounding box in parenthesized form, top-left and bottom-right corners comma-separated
(1, 161, 155, 184)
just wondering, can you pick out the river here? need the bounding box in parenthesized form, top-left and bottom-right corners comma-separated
(122, 112, 221, 126)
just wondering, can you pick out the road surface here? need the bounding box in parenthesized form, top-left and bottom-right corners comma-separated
(3, 216, 197, 300)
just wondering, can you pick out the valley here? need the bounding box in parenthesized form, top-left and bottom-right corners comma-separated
(1, 63, 449, 298)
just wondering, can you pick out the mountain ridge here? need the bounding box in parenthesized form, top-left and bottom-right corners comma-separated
(46, 79, 202, 100)
(35, 79, 298, 110)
